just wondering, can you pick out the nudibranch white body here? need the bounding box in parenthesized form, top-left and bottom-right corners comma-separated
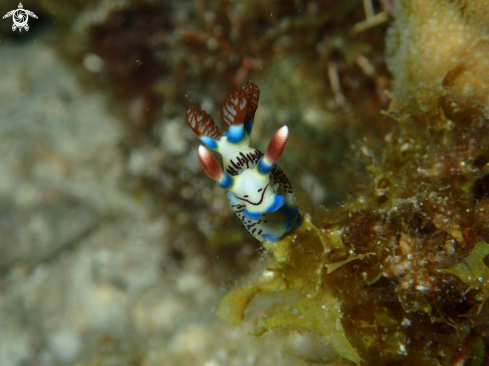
(186, 82, 301, 242)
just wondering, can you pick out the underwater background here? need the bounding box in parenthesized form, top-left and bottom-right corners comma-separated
(1, 0, 489, 365)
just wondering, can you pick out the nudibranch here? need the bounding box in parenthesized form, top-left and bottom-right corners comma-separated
(186, 82, 301, 242)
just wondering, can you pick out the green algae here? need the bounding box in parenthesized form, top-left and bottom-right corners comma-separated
(439, 241, 489, 303)
(217, 217, 361, 364)
(324, 252, 375, 274)
(216, 284, 259, 327)
(254, 294, 361, 365)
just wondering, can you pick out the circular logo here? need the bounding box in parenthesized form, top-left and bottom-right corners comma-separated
(12, 9, 29, 29)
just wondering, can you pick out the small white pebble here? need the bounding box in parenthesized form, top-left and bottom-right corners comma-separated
(83, 53, 103, 73)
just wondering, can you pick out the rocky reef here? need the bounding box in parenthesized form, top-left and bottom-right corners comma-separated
(217, 0, 489, 364)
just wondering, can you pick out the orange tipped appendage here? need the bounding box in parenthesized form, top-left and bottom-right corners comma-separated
(264, 125, 289, 166)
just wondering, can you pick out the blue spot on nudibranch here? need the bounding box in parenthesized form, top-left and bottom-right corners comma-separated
(263, 233, 280, 242)
(201, 136, 218, 150)
(227, 125, 245, 144)
(257, 157, 273, 175)
(217, 173, 233, 189)
(243, 209, 262, 220)
(266, 194, 285, 213)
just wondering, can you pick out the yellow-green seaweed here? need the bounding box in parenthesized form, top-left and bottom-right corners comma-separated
(439, 241, 489, 302)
